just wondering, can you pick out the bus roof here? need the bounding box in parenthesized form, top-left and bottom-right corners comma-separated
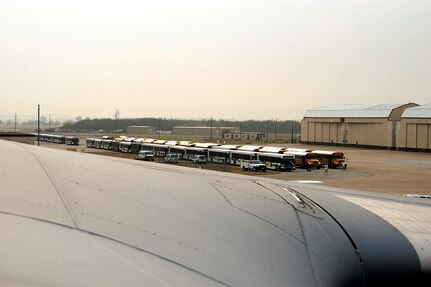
(284, 151, 308, 156)
(237, 145, 262, 151)
(165, 141, 179, 146)
(217, 145, 239, 150)
(285, 148, 313, 153)
(194, 143, 219, 148)
(179, 141, 194, 147)
(312, 150, 344, 155)
(259, 146, 285, 153)
(102, 136, 114, 140)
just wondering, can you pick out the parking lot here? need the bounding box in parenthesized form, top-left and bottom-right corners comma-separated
(40, 140, 431, 196)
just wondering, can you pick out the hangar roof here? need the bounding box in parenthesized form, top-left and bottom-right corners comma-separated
(304, 104, 407, 118)
(402, 104, 431, 118)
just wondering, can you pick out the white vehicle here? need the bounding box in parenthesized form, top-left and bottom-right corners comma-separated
(241, 160, 267, 172)
(164, 153, 179, 163)
(192, 155, 207, 164)
(136, 150, 155, 161)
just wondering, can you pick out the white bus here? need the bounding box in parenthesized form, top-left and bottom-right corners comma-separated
(230, 150, 258, 166)
(207, 148, 231, 163)
(141, 143, 169, 157)
(257, 153, 295, 171)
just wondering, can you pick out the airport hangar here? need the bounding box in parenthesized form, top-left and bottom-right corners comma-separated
(300, 103, 429, 150)
(398, 103, 431, 152)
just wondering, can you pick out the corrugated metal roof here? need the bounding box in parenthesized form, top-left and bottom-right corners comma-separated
(402, 104, 431, 118)
(304, 104, 406, 118)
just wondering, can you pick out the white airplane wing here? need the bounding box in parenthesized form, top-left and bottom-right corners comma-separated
(1, 140, 430, 286)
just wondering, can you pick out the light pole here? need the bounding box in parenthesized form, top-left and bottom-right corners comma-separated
(37, 105, 40, 146)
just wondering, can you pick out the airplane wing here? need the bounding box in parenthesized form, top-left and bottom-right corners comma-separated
(1, 140, 430, 286)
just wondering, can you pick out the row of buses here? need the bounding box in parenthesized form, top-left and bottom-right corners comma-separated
(36, 134, 80, 145)
(86, 136, 346, 170)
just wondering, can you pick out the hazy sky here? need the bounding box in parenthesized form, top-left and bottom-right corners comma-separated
(1, 0, 430, 121)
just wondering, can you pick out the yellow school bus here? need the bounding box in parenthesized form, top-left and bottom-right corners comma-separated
(284, 148, 321, 169)
(312, 150, 345, 168)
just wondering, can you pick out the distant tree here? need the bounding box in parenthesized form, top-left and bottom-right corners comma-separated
(75, 116, 82, 122)
(62, 120, 74, 129)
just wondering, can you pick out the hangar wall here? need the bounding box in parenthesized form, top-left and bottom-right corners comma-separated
(398, 119, 431, 151)
(301, 103, 419, 150)
(397, 104, 431, 152)
(303, 118, 388, 147)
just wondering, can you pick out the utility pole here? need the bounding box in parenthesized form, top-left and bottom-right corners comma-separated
(266, 120, 269, 142)
(37, 105, 40, 146)
(210, 117, 213, 140)
(14, 113, 17, 132)
(291, 126, 294, 143)
(274, 119, 277, 140)
(114, 109, 120, 134)
(49, 114, 51, 129)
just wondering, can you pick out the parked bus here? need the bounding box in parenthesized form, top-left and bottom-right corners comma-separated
(258, 153, 295, 171)
(65, 136, 79, 145)
(312, 150, 345, 168)
(207, 148, 231, 163)
(111, 140, 121, 152)
(167, 145, 188, 159)
(130, 142, 142, 154)
(51, 135, 66, 144)
(230, 150, 258, 165)
(86, 138, 95, 148)
(93, 139, 103, 149)
(284, 149, 321, 169)
(182, 147, 207, 160)
(141, 143, 169, 157)
(119, 141, 131, 153)
(101, 139, 113, 150)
